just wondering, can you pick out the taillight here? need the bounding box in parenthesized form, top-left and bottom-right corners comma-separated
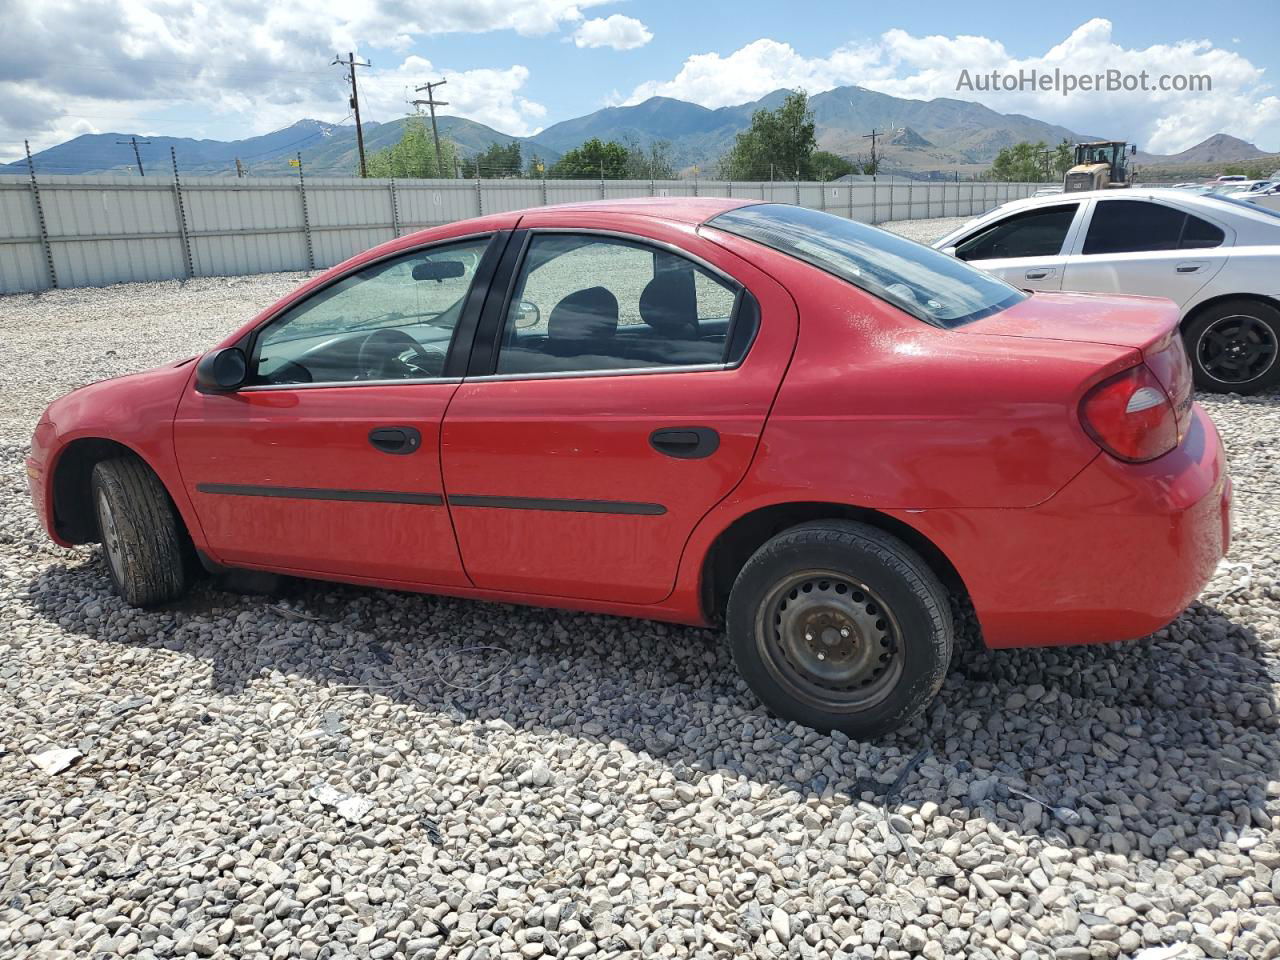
(1079, 364, 1179, 463)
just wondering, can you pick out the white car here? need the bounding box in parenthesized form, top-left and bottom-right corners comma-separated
(933, 189, 1280, 393)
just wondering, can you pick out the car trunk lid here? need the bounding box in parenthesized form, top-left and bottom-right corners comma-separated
(960, 290, 1194, 439)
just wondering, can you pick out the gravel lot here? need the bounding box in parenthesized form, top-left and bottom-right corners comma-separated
(4, 215, 1280, 960)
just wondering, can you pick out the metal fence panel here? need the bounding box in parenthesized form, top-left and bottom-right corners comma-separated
(0, 173, 1050, 294)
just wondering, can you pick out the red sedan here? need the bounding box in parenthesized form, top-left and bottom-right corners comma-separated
(26, 198, 1231, 738)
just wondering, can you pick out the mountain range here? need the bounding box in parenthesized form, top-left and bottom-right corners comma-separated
(5, 85, 1275, 179)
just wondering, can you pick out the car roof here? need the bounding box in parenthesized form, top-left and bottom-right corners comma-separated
(514, 195, 760, 224)
(980, 187, 1253, 216)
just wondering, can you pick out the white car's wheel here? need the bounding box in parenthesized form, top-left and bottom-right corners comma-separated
(1185, 299, 1280, 394)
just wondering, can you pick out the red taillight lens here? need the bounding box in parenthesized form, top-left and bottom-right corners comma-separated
(1079, 364, 1179, 463)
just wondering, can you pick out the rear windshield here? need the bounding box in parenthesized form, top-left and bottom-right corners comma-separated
(1202, 194, 1280, 221)
(708, 203, 1027, 328)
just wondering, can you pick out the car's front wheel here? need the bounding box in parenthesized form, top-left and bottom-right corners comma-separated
(92, 456, 187, 607)
(726, 520, 953, 739)
(1184, 299, 1280, 394)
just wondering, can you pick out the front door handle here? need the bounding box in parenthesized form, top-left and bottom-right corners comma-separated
(368, 426, 422, 455)
(1025, 267, 1056, 280)
(650, 427, 720, 459)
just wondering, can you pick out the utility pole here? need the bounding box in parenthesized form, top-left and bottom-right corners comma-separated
(411, 79, 449, 176)
(235, 157, 245, 178)
(333, 51, 371, 177)
(116, 136, 151, 176)
(862, 129, 882, 182)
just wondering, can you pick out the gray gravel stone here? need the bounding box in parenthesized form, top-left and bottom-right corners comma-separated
(3, 239, 1280, 960)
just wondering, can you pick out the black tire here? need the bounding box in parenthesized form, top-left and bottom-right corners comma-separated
(1183, 299, 1280, 394)
(726, 520, 952, 739)
(91, 457, 187, 607)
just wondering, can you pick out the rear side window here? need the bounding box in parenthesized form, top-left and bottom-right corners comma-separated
(956, 204, 1078, 261)
(709, 203, 1026, 328)
(1083, 200, 1225, 254)
(494, 234, 743, 376)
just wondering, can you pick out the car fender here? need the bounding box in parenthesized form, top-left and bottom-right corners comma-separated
(39, 360, 209, 551)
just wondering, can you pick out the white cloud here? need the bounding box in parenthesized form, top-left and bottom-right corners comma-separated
(0, 0, 600, 161)
(626, 20, 1280, 154)
(627, 39, 889, 108)
(572, 15, 652, 51)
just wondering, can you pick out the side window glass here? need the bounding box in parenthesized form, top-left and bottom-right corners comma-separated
(955, 204, 1078, 261)
(1180, 214, 1225, 249)
(496, 234, 740, 375)
(252, 238, 489, 385)
(1083, 200, 1185, 255)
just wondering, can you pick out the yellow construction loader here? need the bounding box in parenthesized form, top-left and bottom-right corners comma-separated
(1064, 141, 1136, 192)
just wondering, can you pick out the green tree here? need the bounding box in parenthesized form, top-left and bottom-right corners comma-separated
(810, 150, 857, 180)
(549, 137, 631, 178)
(624, 139, 676, 179)
(987, 140, 1051, 182)
(461, 141, 522, 178)
(1052, 139, 1074, 177)
(365, 117, 458, 178)
(718, 90, 818, 180)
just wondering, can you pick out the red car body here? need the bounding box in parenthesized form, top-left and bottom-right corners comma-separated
(27, 198, 1231, 649)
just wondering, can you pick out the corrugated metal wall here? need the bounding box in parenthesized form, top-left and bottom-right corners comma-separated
(0, 175, 1041, 295)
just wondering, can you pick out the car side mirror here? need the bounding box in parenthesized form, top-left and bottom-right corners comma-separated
(941, 245, 958, 258)
(195, 347, 247, 392)
(412, 260, 466, 282)
(513, 300, 541, 330)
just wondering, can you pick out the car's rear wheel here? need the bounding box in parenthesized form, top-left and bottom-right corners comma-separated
(91, 457, 187, 607)
(726, 521, 952, 739)
(1184, 299, 1280, 394)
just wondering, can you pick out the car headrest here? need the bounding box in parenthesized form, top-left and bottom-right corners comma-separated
(546, 286, 619, 354)
(639, 269, 698, 338)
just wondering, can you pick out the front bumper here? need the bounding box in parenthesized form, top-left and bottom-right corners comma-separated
(898, 402, 1230, 649)
(26, 416, 62, 545)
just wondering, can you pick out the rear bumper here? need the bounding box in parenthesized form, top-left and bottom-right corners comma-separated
(899, 402, 1230, 648)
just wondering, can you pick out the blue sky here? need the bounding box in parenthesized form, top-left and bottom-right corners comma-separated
(4, 0, 1279, 163)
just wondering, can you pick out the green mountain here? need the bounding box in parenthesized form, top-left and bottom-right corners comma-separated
(12, 84, 1238, 180)
(3, 117, 561, 178)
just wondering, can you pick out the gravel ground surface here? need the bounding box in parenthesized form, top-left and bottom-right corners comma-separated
(4, 216, 1280, 960)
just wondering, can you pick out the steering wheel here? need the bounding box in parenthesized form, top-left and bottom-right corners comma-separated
(355, 328, 445, 380)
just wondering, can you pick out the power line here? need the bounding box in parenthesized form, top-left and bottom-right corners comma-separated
(411, 79, 449, 176)
(115, 136, 151, 176)
(332, 52, 371, 177)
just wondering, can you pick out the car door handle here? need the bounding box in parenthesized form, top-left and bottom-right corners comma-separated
(1175, 262, 1205, 274)
(368, 426, 422, 455)
(649, 427, 720, 459)
(1024, 268, 1056, 280)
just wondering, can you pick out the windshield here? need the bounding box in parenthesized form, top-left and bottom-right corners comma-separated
(707, 203, 1027, 328)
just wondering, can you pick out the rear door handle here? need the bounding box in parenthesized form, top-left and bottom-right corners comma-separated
(1024, 267, 1056, 280)
(368, 426, 422, 455)
(1176, 261, 1205, 274)
(650, 427, 720, 459)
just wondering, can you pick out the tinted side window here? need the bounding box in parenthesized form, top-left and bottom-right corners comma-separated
(1083, 200, 1187, 254)
(1181, 214, 1225, 249)
(955, 205, 1078, 261)
(495, 234, 740, 376)
(252, 238, 489, 385)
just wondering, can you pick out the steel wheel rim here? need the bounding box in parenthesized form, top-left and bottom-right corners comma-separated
(1196, 314, 1278, 384)
(755, 570, 904, 714)
(97, 489, 126, 583)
